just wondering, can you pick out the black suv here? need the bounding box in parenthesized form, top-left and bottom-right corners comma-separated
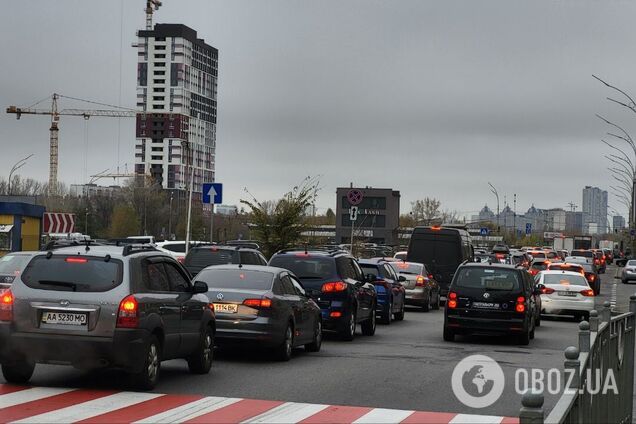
(443, 262, 539, 345)
(0, 245, 215, 390)
(184, 245, 267, 276)
(268, 249, 377, 340)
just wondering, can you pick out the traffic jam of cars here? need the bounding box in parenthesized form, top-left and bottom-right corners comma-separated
(0, 228, 621, 389)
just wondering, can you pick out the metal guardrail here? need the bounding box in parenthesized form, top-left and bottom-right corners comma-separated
(520, 297, 636, 424)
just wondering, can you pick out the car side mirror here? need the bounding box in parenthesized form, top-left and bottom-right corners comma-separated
(398, 275, 406, 282)
(193, 281, 208, 294)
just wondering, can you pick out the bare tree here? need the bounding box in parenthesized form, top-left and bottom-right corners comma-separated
(411, 198, 441, 225)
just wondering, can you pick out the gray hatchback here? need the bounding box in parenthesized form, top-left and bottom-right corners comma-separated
(0, 244, 215, 390)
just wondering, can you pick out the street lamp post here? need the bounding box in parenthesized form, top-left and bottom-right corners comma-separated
(488, 182, 500, 234)
(7, 154, 34, 195)
(168, 192, 174, 241)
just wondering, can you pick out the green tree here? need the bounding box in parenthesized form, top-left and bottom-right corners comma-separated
(241, 176, 319, 258)
(109, 204, 140, 237)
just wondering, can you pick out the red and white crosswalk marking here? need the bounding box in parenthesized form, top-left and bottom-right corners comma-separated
(0, 385, 519, 424)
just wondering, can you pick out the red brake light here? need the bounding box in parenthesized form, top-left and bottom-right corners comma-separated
(116, 295, 138, 328)
(447, 292, 457, 308)
(177, 257, 185, 263)
(431, 226, 442, 231)
(495, 253, 505, 259)
(580, 289, 595, 297)
(330, 311, 342, 318)
(541, 287, 555, 294)
(322, 281, 347, 292)
(0, 290, 13, 321)
(515, 296, 525, 313)
(530, 269, 539, 276)
(588, 274, 596, 281)
(416, 275, 426, 287)
(243, 298, 272, 308)
(65, 257, 87, 263)
(428, 274, 434, 280)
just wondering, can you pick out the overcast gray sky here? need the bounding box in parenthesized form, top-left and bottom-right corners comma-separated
(2, 0, 636, 218)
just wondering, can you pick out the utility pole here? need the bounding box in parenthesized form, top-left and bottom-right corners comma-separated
(513, 193, 517, 236)
(168, 192, 173, 240)
(488, 182, 500, 234)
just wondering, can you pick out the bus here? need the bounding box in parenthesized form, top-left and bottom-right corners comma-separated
(406, 226, 473, 295)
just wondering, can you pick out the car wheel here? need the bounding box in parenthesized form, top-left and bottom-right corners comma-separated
(622, 279, 627, 284)
(381, 301, 392, 325)
(361, 305, 376, 336)
(422, 292, 431, 312)
(340, 311, 356, 341)
(518, 330, 530, 346)
(394, 300, 405, 321)
(1, 360, 35, 384)
(275, 324, 294, 361)
(443, 326, 455, 342)
(535, 313, 541, 327)
(130, 335, 161, 391)
(187, 327, 214, 374)
(305, 319, 322, 352)
(432, 290, 441, 310)
(529, 323, 535, 340)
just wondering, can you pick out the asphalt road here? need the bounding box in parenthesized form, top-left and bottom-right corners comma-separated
(3, 264, 634, 418)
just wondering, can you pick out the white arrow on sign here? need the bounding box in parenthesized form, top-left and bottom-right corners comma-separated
(207, 185, 217, 203)
(350, 206, 359, 221)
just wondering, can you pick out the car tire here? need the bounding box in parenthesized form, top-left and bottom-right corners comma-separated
(1, 360, 35, 384)
(275, 324, 294, 361)
(130, 335, 161, 391)
(361, 305, 376, 336)
(422, 292, 431, 312)
(622, 279, 627, 284)
(381, 301, 392, 325)
(529, 325, 535, 340)
(535, 313, 541, 327)
(305, 319, 322, 353)
(432, 291, 441, 310)
(443, 327, 455, 342)
(394, 300, 405, 321)
(187, 327, 214, 375)
(340, 311, 356, 341)
(518, 330, 530, 346)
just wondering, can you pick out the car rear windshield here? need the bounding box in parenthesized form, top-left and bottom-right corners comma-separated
(186, 248, 236, 268)
(546, 252, 558, 259)
(531, 262, 548, 270)
(571, 250, 593, 257)
(627, 260, 636, 267)
(269, 255, 337, 280)
(0, 254, 32, 275)
(543, 274, 589, 287)
(21, 255, 123, 292)
(548, 264, 582, 273)
(529, 252, 546, 259)
(162, 243, 186, 253)
(388, 262, 424, 275)
(454, 267, 521, 290)
(196, 269, 274, 290)
(360, 264, 380, 277)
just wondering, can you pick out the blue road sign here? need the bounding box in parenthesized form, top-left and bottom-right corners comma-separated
(525, 223, 532, 235)
(202, 183, 223, 204)
(479, 228, 489, 236)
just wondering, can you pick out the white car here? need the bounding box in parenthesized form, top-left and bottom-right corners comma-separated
(536, 270, 595, 320)
(620, 259, 636, 284)
(155, 241, 212, 263)
(394, 251, 408, 260)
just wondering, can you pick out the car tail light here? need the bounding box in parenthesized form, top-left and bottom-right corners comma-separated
(580, 289, 595, 297)
(322, 281, 347, 292)
(447, 292, 457, 309)
(416, 275, 426, 287)
(516, 296, 526, 313)
(116, 295, 139, 328)
(427, 274, 434, 280)
(530, 269, 539, 276)
(243, 298, 272, 308)
(330, 311, 342, 318)
(177, 257, 185, 264)
(0, 290, 13, 321)
(541, 287, 555, 294)
(587, 274, 596, 282)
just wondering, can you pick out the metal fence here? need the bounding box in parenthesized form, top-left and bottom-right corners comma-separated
(520, 297, 636, 424)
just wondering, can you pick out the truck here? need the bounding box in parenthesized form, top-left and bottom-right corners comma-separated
(573, 236, 592, 250)
(553, 236, 574, 253)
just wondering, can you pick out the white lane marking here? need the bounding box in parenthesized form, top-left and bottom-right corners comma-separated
(11, 392, 162, 423)
(135, 396, 241, 423)
(353, 408, 415, 423)
(243, 402, 329, 423)
(0, 387, 74, 409)
(450, 414, 504, 423)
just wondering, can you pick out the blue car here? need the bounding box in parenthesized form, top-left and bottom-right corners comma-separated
(358, 259, 406, 325)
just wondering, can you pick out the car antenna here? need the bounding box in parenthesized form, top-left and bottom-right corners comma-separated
(84, 239, 90, 252)
(236, 246, 242, 268)
(304, 242, 308, 255)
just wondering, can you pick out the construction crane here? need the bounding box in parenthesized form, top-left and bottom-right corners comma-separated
(6, 93, 137, 194)
(145, 0, 162, 30)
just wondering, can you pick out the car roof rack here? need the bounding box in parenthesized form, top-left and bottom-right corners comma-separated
(122, 244, 159, 256)
(276, 245, 347, 255)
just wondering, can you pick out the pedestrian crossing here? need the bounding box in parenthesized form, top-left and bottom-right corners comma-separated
(0, 384, 519, 424)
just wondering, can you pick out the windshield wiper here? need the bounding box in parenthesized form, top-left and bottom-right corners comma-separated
(38, 280, 77, 291)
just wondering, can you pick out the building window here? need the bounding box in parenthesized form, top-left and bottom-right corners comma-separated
(153, 96, 165, 101)
(155, 53, 166, 59)
(154, 104, 165, 109)
(155, 62, 166, 67)
(154, 87, 165, 93)
(153, 79, 165, 84)
(155, 45, 166, 50)
(154, 70, 165, 76)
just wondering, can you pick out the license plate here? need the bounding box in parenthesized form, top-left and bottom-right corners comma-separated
(558, 291, 577, 297)
(41, 311, 87, 326)
(213, 303, 238, 314)
(471, 301, 500, 309)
